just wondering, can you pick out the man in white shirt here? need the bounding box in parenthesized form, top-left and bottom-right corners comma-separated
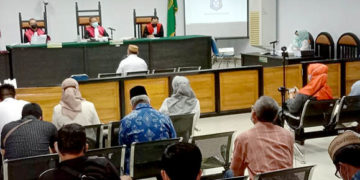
(0, 84, 29, 136)
(116, 44, 148, 76)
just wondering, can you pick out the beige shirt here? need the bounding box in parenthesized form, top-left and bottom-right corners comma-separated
(52, 101, 100, 129)
(230, 122, 294, 180)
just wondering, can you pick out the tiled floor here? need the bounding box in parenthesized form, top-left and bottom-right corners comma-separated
(196, 113, 337, 180)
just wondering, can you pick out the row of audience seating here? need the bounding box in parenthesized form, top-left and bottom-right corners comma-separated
(97, 66, 202, 78)
(284, 95, 360, 145)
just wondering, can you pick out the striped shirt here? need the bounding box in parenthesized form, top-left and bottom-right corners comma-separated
(230, 122, 294, 180)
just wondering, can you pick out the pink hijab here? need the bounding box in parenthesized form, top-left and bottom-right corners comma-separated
(60, 78, 84, 120)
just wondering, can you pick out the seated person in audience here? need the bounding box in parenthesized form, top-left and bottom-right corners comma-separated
(349, 80, 360, 96)
(39, 123, 121, 180)
(119, 86, 177, 174)
(24, 18, 50, 43)
(84, 16, 109, 39)
(159, 76, 201, 132)
(0, 84, 29, 137)
(328, 131, 360, 180)
(161, 142, 202, 180)
(52, 78, 100, 129)
(116, 44, 148, 76)
(289, 30, 311, 51)
(286, 63, 333, 116)
(143, 16, 164, 38)
(1, 103, 57, 160)
(228, 96, 294, 180)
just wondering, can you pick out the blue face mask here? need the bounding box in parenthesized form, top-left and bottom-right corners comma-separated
(91, 22, 99, 28)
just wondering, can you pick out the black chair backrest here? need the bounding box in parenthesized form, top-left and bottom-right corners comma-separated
(152, 68, 177, 74)
(130, 138, 181, 179)
(334, 96, 360, 124)
(178, 66, 201, 72)
(84, 124, 103, 149)
(133, 9, 157, 38)
(98, 73, 122, 78)
(299, 99, 337, 128)
(308, 32, 315, 50)
(3, 154, 59, 180)
(107, 121, 120, 147)
(315, 32, 335, 59)
(190, 131, 234, 170)
(86, 145, 126, 175)
(19, 12, 48, 43)
(253, 165, 315, 180)
(216, 176, 249, 180)
(126, 70, 148, 76)
(169, 114, 195, 143)
(75, 1, 102, 38)
(336, 32, 360, 59)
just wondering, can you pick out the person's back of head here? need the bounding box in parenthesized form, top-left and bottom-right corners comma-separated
(252, 96, 279, 123)
(22, 103, 43, 120)
(328, 131, 360, 179)
(0, 84, 16, 101)
(161, 142, 202, 180)
(57, 123, 87, 156)
(130, 86, 150, 109)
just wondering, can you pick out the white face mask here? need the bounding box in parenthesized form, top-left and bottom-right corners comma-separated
(308, 75, 312, 81)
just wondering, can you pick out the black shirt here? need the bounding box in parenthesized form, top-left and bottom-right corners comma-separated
(1, 115, 57, 160)
(39, 156, 120, 180)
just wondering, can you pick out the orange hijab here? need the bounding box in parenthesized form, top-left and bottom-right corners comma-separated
(299, 63, 333, 100)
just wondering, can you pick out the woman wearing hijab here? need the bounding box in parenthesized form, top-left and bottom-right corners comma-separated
(286, 63, 333, 116)
(159, 76, 200, 132)
(52, 78, 100, 129)
(349, 80, 360, 96)
(291, 30, 311, 51)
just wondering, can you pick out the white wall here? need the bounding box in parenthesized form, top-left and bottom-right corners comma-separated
(0, 0, 185, 48)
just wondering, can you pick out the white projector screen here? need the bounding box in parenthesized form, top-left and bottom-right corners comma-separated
(185, 0, 248, 38)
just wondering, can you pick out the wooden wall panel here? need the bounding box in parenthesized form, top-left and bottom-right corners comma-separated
(327, 63, 341, 98)
(264, 65, 302, 103)
(346, 61, 360, 94)
(185, 73, 216, 113)
(16, 82, 120, 124)
(219, 70, 259, 111)
(79, 82, 120, 124)
(16, 87, 62, 122)
(124, 77, 169, 115)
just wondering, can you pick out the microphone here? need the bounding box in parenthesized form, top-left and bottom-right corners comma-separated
(108, 27, 116, 31)
(281, 46, 287, 52)
(270, 40, 278, 44)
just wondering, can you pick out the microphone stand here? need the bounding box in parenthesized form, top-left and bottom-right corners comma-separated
(269, 40, 278, 56)
(278, 46, 288, 127)
(108, 28, 116, 40)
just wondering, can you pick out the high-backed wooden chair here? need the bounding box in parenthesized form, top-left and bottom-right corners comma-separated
(75, 1, 102, 38)
(133, 9, 157, 38)
(19, 12, 47, 43)
(315, 32, 335, 59)
(337, 32, 360, 59)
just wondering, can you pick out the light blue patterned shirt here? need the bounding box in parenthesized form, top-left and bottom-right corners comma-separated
(118, 103, 177, 174)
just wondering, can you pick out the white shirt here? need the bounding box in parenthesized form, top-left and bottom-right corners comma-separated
(0, 98, 29, 136)
(116, 54, 148, 75)
(52, 101, 101, 129)
(94, 27, 100, 38)
(159, 99, 201, 134)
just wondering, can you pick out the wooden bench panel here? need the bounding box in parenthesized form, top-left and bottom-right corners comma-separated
(327, 63, 341, 98)
(264, 65, 302, 104)
(185, 73, 216, 113)
(124, 77, 169, 115)
(346, 61, 360, 94)
(219, 70, 259, 111)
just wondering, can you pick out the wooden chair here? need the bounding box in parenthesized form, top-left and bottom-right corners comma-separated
(284, 99, 338, 145)
(75, 1, 102, 38)
(336, 32, 360, 59)
(315, 32, 335, 59)
(133, 9, 157, 38)
(253, 165, 315, 180)
(18, 12, 47, 43)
